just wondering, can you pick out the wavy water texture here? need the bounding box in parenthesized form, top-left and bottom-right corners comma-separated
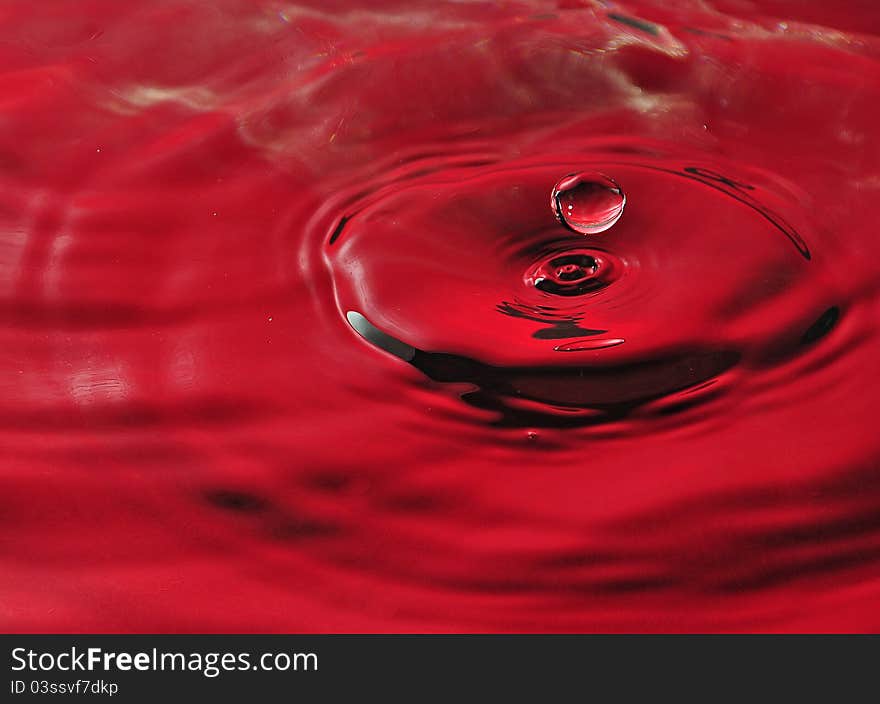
(1, 0, 880, 632)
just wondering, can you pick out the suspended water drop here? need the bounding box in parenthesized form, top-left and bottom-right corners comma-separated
(551, 172, 625, 235)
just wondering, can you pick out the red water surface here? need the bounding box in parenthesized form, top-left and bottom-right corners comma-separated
(2, 0, 880, 632)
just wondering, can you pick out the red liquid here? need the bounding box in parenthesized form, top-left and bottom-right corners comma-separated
(2, 0, 880, 632)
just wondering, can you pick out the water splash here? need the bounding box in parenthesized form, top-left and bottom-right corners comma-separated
(3, 0, 879, 634)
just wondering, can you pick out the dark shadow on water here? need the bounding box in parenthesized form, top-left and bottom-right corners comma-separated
(347, 309, 739, 427)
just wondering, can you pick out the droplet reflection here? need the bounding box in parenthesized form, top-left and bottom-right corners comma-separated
(551, 171, 625, 235)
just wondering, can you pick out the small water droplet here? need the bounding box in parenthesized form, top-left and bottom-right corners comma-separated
(526, 430, 538, 441)
(551, 172, 625, 235)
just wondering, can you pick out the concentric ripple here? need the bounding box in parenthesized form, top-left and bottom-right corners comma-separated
(324, 153, 839, 426)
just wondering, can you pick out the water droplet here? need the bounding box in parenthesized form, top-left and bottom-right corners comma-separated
(551, 172, 625, 235)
